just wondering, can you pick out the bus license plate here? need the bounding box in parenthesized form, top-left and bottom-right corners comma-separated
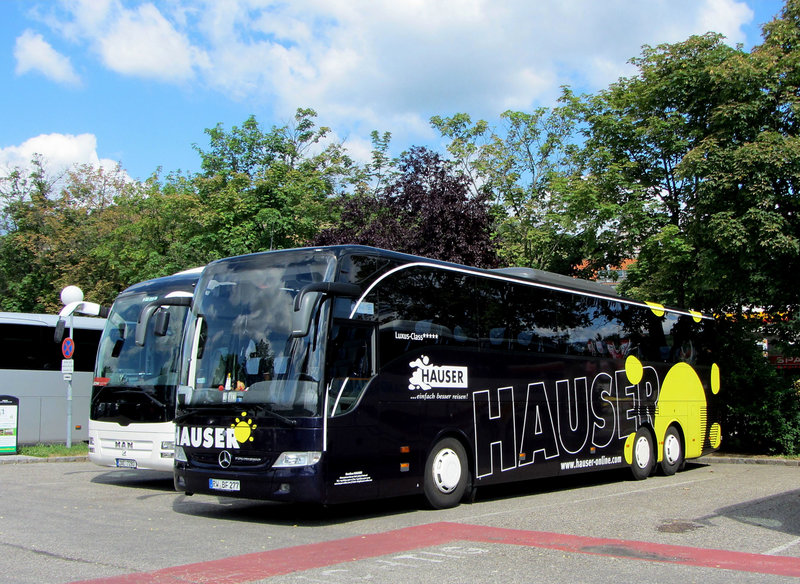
(115, 458, 137, 469)
(209, 478, 240, 492)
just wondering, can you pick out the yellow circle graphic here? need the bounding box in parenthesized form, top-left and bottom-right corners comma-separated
(231, 411, 257, 444)
(645, 302, 665, 317)
(653, 362, 707, 459)
(626, 355, 644, 385)
(689, 310, 703, 323)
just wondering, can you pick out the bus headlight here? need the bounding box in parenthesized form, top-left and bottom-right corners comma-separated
(272, 451, 322, 468)
(175, 446, 187, 462)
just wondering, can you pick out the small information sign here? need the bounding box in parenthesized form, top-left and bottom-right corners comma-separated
(0, 396, 19, 455)
(62, 359, 74, 374)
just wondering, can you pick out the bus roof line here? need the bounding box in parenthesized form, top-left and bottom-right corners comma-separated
(348, 261, 710, 321)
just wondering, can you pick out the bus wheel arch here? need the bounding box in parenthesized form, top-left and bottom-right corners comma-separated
(660, 424, 685, 476)
(423, 435, 471, 509)
(628, 426, 655, 480)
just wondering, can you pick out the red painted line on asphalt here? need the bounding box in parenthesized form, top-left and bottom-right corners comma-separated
(70, 521, 800, 583)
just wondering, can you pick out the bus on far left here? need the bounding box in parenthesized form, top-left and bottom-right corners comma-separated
(0, 312, 106, 445)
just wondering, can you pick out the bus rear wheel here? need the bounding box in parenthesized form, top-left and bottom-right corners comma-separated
(424, 437, 469, 509)
(660, 426, 684, 476)
(630, 427, 655, 480)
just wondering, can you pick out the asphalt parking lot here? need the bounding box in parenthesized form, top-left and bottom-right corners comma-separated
(1, 455, 800, 583)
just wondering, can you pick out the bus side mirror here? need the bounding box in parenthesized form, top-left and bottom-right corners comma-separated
(292, 292, 321, 338)
(291, 282, 362, 338)
(54, 319, 66, 343)
(136, 296, 192, 346)
(154, 309, 171, 337)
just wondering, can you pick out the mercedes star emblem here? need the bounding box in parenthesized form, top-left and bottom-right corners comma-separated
(218, 450, 232, 468)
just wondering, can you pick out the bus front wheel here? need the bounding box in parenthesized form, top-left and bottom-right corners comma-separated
(630, 427, 655, 480)
(424, 438, 469, 509)
(660, 426, 684, 476)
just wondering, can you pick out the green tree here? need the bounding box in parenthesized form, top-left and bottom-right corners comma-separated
(432, 101, 583, 272)
(192, 109, 354, 256)
(575, 33, 742, 306)
(0, 158, 141, 310)
(0, 157, 60, 311)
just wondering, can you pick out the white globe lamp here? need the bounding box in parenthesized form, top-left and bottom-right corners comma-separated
(60, 285, 84, 306)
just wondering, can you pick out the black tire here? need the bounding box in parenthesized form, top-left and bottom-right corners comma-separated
(423, 437, 469, 509)
(630, 427, 655, 480)
(660, 426, 684, 476)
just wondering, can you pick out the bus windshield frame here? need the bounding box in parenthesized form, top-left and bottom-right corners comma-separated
(177, 249, 337, 417)
(92, 291, 192, 425)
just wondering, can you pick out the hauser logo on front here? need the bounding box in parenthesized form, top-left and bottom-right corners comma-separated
(176, 412, 257, 449)
(408, 355, 468, 391)
(176, 426, 240, 449)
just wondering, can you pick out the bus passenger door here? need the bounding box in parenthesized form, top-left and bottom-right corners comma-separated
(324, 321, 380, 503)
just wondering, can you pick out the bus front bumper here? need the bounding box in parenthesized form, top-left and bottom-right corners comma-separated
(174, 462, 324, 503)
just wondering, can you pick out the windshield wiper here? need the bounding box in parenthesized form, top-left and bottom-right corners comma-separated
(115, 389, 167, 409)
(174, 407, 232, 424)
(251, 404, 297, 427)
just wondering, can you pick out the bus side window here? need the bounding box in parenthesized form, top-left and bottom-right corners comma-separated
(326, 323, 375, 416)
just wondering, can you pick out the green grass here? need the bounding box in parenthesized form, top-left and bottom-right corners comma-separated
(18, 443, 89, 457)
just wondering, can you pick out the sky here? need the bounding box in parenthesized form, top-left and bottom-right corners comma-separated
(0, 0, 789, 183)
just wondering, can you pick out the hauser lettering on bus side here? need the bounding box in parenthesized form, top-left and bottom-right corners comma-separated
(472, 363, 661, 479)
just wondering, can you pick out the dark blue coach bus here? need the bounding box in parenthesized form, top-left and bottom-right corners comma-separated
(144, 246, 721, 508)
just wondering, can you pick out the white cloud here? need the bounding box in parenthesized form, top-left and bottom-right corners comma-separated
(14, 29, 81, 86)
(698, 0, 754, 45)
(0, 133, 121, 179)
(50, 0, 206, 82)
(96, 3, 205, 81)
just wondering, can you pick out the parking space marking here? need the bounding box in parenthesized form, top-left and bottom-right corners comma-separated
(69, 521, 800, 583)
(766, 536, 800, 556)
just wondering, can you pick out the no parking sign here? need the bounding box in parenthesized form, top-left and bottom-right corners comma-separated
(62, 337, 75, 359)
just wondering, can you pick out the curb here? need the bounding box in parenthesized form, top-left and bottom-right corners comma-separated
(0, 455, 89, 465)
(699, 454, 800, 466)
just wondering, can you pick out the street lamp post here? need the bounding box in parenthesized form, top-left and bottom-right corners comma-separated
(59, 286, 83, 448)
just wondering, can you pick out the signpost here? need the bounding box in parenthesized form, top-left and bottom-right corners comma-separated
(57, 285, 108, 447)
(60, 286, 83, 448)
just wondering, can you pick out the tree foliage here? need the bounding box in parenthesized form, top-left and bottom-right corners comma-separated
(313, 147, 498, 268)
(432, 103, 586, 273)
(0, 158, 139, 311)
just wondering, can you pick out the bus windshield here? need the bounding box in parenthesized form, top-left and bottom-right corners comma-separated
(178, 249, 336, 417)
(92, 292, 189, 423)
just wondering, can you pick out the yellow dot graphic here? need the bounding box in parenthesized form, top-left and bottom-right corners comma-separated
(709, 423, 722, 449)
(645, 302, 665, 317)
(711, 363, 720, 395)
(689, 310, 703, 323)
(626, 355, 644, 385)
(623, 432, 636, 465)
